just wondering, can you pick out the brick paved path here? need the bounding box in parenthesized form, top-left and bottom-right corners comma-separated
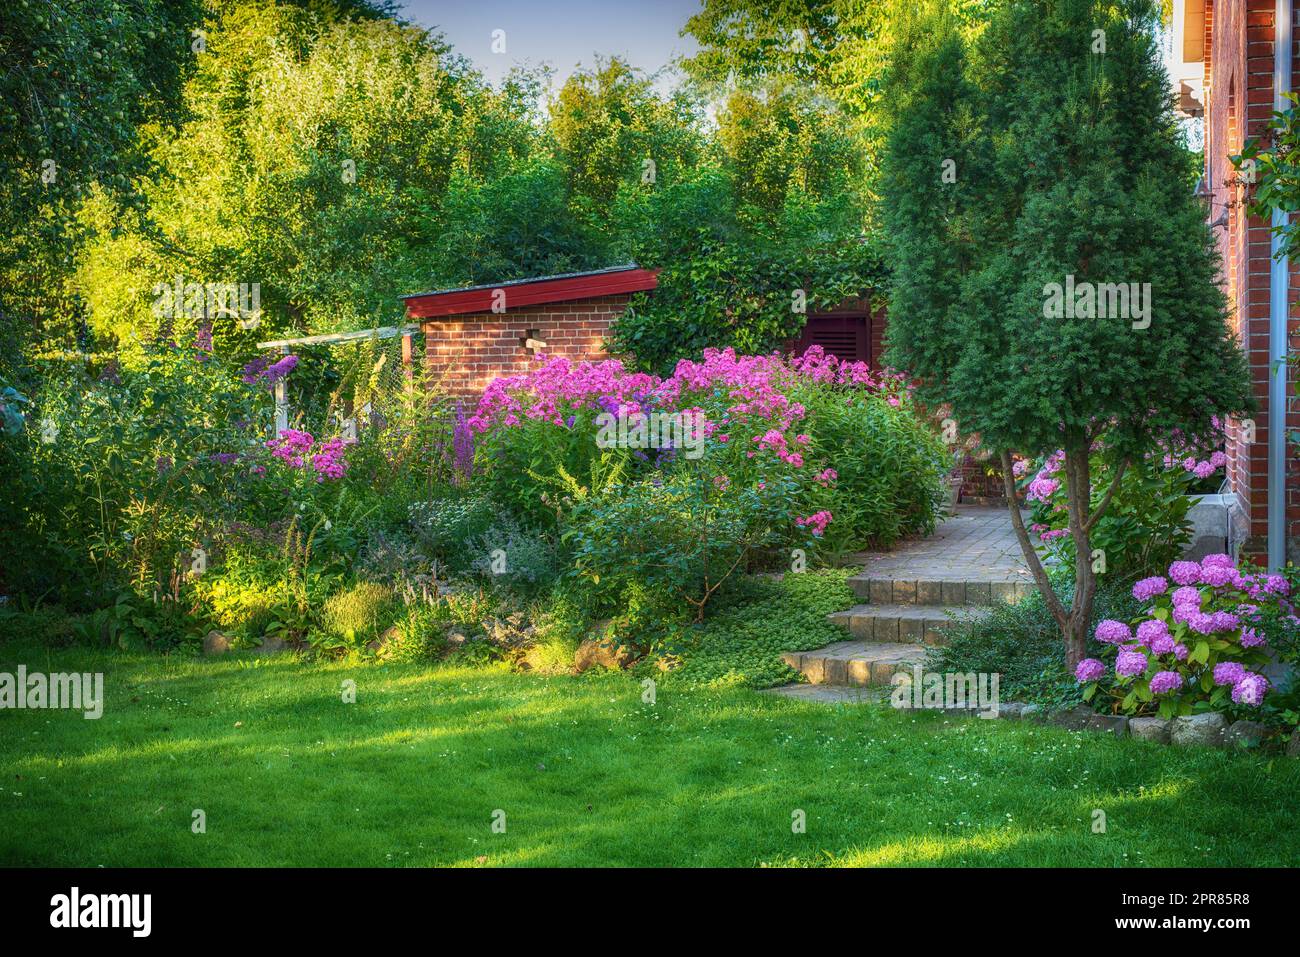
(849, 505, 1034, 584)
(774, 506, 1040, 694)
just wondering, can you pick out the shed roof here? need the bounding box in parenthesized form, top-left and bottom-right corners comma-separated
(403, 264, 659, 319)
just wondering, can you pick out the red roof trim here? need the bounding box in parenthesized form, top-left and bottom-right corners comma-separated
(406, 268, 660, 319)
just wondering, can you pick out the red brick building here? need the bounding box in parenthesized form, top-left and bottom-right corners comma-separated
(1177, 0, 1300, 567)
(403, 264, 886, 396)
(402, 265, 660, 397)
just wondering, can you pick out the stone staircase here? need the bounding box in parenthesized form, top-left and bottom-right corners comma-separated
(775, 507, 1038, 693)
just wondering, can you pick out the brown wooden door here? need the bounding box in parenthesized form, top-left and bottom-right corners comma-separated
(796, 314, 870, 364)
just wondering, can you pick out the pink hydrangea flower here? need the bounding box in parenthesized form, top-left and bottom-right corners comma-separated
(1094, 619, 1132, 645)
(1168, 561, 1201, 586)
(1075, 658, 1105, 683)
(1132, 576, 1168, 601)
(1231, 672, 1268, 706)
(1116, 650, 1148, 678)
(1149, 671, 1184, 695)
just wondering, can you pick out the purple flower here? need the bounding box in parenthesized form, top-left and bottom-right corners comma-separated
(1172, 603, 1200, 625)
(1169, 561, 1202, 586)
(1171, 586, 1202, 608)
(1173, 643, 1189, 661)
(1187, 612, 1217, 635)
(1209, 611, 1240, 632)
(1213, 661, 1246, 686)
(451, 401, 474, 485)
(1149, 671, 1184, 695)
(1135, 618, 1169, 647)
(1201, 553, 1235, 569)
(1240, 626, 1266, 648)
(1132, 576, 1168, 601)
(1200, 564, 1233, 587)
(1149, 634, 1176, 656)
(1094, 619, 1132, 645)
(1231, 672, 1269, 706)
(1116, 650, 1148, 678)
(1075, 658, 1106, 683)
(1264, 575, 1291, 596)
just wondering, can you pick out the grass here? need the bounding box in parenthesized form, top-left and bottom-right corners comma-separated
(3, 638, 1300, 867)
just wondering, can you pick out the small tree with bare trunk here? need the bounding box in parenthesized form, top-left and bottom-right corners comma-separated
(879, 0, 1251, 671)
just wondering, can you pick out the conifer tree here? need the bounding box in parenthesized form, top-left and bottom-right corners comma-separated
(881, 0, 1252, 668)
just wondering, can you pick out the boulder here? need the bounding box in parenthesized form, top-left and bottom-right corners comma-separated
(366, 625, 400, 658)
(1224, 719, 1270, 750)
(1048, 704, 1097, 731)
(574, 638, 635, 673)
(1128, 716, 1172, 744)
(1084, 713, 1130, 738)
(202, 631, 230, 656)
(253, 635, 288, 656)
(996, 702, 1026, 720)
(1170, 712, 1227, 748)
(1019, 703, 1044, 722)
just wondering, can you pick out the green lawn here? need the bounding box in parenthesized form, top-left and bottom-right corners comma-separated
(1, 639, 1297, 867)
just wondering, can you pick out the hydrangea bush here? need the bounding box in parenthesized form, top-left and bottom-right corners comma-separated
(1075, 555, 1298, 719)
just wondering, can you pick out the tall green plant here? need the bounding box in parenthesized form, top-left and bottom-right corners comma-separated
(880, 0, 1252, 669)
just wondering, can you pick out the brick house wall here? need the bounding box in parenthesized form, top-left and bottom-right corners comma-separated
(1203, 0, 1300, 561)
(421, 294, 630, 397)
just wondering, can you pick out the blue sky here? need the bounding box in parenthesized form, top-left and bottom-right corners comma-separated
(394, 0, 703, 88)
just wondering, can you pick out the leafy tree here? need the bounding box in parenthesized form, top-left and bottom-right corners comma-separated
(72, 5, 541, 355)
(548, 57, 706, 208)
(880, 0, 1252, 669)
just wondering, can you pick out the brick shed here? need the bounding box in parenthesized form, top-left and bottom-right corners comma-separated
(401, 265, 659, 396)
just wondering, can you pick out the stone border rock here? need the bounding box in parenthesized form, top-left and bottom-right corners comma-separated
(990, 701, 1287, 752)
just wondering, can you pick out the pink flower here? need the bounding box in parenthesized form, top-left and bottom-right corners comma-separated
(794, 510, 833, 537)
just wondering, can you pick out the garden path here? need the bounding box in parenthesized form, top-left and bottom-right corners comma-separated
(772, 507, 1037, 695)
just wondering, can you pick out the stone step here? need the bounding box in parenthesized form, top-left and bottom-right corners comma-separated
(780, 640, 926, 687)
(827, 603, 992, 646)
(848, 575, 1036, 606)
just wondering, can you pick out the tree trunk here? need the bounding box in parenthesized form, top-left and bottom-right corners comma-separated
(1061, 444, 1095, 672)
(1000, 451, 1069, 632)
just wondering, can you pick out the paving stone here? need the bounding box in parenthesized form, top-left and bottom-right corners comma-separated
(761, 684, 888, 704)
(917, 580, 943, 604)
(892, 580, 917, 604)
(940, 581, 967, 605)
(869, 579, 892, 605)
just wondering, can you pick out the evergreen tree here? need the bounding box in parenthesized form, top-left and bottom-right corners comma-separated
(881, 0, 1252, 668)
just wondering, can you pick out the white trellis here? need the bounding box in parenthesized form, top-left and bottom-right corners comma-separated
(256, 325, 419, 434)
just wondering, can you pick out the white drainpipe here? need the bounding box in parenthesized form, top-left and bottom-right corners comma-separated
(1269, 0, 1292, 571)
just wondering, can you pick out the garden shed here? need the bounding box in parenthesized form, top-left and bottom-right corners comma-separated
(401, 265, 660, 396)
(403, 265, 889, 395)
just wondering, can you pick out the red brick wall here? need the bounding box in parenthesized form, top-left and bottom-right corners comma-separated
(421, 294, 630, 396)
(1205, 0, 1300, 560)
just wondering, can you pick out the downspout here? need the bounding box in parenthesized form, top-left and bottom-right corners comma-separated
(1269, 0, 1293, 571)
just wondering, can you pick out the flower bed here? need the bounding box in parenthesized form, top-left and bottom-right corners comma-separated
(1075, 556, 1298, 720)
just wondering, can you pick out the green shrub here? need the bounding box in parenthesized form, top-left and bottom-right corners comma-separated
(319, 581, 398, 649)
(931, 574, 1143, 705)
